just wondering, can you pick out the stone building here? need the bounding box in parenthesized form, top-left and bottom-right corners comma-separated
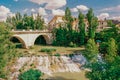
(48, 15, 110, 32)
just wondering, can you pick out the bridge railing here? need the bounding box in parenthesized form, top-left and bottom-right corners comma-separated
(11, 29, 50, 32)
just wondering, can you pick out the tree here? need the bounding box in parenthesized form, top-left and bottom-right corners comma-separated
(53, 27, 68, 46)
(0, 23, 17, 78)
(65, 7, 73, 31)
(85, 39, 98, 62)
(18, 69, 42, 80)
(86, 38, 120, 80)
(86, 8, 98, 39)
(105, 38, 117, 62)
(34, 14, 45, 30)
(86, 56, 120, 80)
(78, 11, 85, 45)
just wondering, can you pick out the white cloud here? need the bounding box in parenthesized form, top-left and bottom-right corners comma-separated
(71, 8, 78, 12)
(0, 5, 14, 21)
(52, 9, 65, 15)
(31, 8, 36, 12)
(101, 5, 120, 12)
(109, 16, 120, 21)
(29, 0, 66, 10)
(71, 5, 89, 12)
(97, 13, 110, 20)
(38, 7, 47, 16)
(76, 5, 89, 11)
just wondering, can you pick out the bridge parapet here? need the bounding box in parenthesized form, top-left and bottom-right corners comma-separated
(12, 29, 51, 34)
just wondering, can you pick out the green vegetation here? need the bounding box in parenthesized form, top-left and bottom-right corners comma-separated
(6, 13, 45, 30)
(78, 11, 86, 45)
(85, 39, 98, 63)
(0, 23, 18, 78)
(18, 69, 42, 80)
(87, 8, 98, 39)
(40, 48, 56, 53)
(85, 27, 120, 80)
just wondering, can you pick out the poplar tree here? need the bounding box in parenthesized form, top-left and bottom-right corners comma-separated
(78, 11, 85, 45)
(86, 8, 98, 39)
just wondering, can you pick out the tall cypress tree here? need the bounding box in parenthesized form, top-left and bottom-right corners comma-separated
(78, 11, 85, 45)
(86, 8, 98, 39)
(65, 7, 73, 31)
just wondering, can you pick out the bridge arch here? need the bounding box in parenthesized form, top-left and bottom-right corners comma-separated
(34, 34, 50, 45)
(10, 35, 27, 48)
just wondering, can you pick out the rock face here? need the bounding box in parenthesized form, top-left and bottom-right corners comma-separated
(9, 55, 86, 80)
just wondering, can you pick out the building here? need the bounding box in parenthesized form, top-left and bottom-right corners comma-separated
(48, 15, 109, 32)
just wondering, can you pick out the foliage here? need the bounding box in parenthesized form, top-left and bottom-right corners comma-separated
(85, 39, 98, 63)
(6, 13, 45, 30)
(78, 11, 85, 45)
(105, 38, 117, 62)
(95, 22, 119, 42)
(0, 23, 17, 78)
(18, 69, 42, 80)
(54, 53, 61, 57)
(99, 42, 108, 55)
(40, 48, 56, 53)
(86, 38, 119, 80)
(86, 8, 98, 39)
(53, 27, 68, 46)
(117, 42, 120, 55)
(69, 42, 77, 47)
(86, 56, 120, 80)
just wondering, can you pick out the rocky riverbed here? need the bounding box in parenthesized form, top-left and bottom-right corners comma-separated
(9, 54, 86, 80)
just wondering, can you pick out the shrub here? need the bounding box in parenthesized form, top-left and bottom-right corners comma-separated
(54, 53, 61, 57)
(69, 42, 77, 47)
(18, 69, 42, 80)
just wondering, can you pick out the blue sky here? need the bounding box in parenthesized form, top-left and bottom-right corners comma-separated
(0, 0, 120, 22)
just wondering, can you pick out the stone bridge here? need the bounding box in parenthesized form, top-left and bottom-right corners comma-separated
(11, 30, 53, 49)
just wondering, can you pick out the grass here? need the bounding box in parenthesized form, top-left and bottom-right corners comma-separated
(41, 71, 88, 80)
(17, 45, 85, 56)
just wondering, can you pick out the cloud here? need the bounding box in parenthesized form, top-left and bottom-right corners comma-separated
(31, 8, 36, 12)
(38, 7, 47, 16)
(29, 0, 66, 10)
(52, 9, 65, 15)
(97, 13, 109, 20)
(77, 5, 89, 11)
(71, 8, 78, 12)
(101, 5, 120, 12)
(71, 5, 89, 12)
(0, 5, 14, 21)
(109, 16, 120, 21)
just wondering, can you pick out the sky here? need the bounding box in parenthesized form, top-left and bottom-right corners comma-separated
(0, 0, 120, 22)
